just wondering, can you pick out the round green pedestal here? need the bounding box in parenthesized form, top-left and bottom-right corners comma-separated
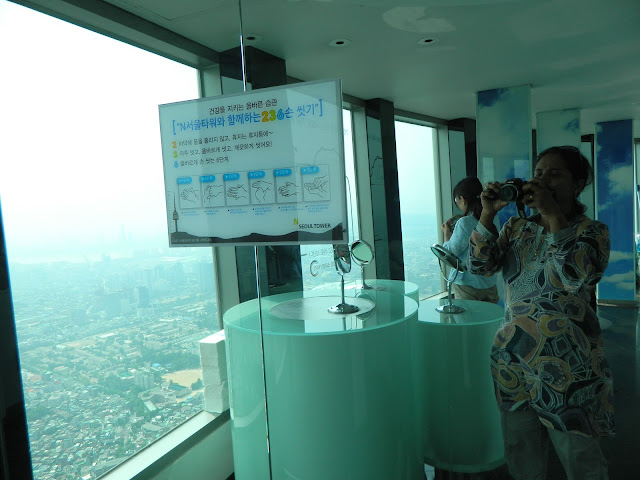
(417, 298, 505, 473)
(224, 289, 422, 480)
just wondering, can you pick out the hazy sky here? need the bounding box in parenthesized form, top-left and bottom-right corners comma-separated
(0, 1, 198, 259)
(0, 1, 437, 263)
(396, 121, 437, 218)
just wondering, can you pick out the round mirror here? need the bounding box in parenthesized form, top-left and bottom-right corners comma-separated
(430, 244, 465, 272)
(333, 243, 351, 275)
(350, 239, 377, 290)
(329, 243, 359, 314)
(430, 243, 465, 314)
(350, 239, 374, 266)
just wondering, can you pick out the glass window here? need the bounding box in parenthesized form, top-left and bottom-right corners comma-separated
(300, 109, 359, 289)
(0, 3, 212, 479)
(635, 141, 640, 283)
(395, 121, 441, 298)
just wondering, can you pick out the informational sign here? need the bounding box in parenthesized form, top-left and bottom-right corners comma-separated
(159, 79, 348, 247)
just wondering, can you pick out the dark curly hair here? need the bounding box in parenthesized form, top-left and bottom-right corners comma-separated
(452, 177, 483, 219)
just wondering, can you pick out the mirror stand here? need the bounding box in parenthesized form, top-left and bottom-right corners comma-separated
(328, 243, 359, 314)
(359, 265, 374, 290)
(328, 275, 360, 314)
(436, 275, 465, 314)
(431, 243, 466, 314)
(350, 239, 383, 291)
(356, 265, 386, 291)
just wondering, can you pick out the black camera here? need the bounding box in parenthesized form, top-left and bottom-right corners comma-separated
(498, 178, 526, 202)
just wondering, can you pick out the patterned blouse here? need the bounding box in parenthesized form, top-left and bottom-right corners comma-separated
(443, 214, 497, 289)
(469, 214, 614, 437)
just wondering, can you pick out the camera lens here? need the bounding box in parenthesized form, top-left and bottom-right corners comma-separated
(498, 184, 519, 202)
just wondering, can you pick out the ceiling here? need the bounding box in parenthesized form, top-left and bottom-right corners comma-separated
(22, 0, 640, 134)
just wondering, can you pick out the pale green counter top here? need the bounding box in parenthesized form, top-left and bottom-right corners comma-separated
(311, 278, 419, 301)
(416, 298, 505, 473)
(225, 287, 418, 335)
(418, 297, 504, 325)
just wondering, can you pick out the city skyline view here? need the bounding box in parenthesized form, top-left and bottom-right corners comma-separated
(0, 2, 442, 479)
(0, 2, 218, 478)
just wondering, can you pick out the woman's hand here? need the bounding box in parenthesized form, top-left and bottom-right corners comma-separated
(441, 222, 452, 241)
(478, 182, 507, 232)
(480, 182, 508, 215)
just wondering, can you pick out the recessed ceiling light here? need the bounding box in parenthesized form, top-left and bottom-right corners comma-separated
(243, 33, 262, 44)
(417, 37, 439, 46)
(329, 39, 351, 47)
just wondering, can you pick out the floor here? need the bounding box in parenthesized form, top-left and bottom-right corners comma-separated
(430, 302, 640, 479)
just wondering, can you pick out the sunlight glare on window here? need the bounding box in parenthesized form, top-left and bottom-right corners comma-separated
(0, 3, 219, 479)
(395, 121, 440, 298)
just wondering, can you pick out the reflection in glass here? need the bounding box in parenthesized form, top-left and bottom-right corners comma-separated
(350, 239, 375, 290)
(300, 109, 358, 290)
(430, 244, 466, 314)
(328, 244, 359, 314)
(0, 5, 209, 479)
(396, 121, 439, 299)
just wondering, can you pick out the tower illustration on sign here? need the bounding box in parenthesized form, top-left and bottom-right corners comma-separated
(172, 197, 180, 233)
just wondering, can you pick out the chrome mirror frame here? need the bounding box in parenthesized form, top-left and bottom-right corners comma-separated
(328, 244, 359, 314)
(430, 243, 466, 314)
(350, 239, 375, 289)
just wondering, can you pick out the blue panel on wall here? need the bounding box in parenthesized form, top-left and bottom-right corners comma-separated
(579, 141, 595, 221)
(537, 110, 595, 218)
(536, 109, 580, 153)
(595, 119, 634, 301)
(477, 85, 531, 227)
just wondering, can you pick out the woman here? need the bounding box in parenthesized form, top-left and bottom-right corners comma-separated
(441, 177, 498, 303)
(470, 146, 614, 479)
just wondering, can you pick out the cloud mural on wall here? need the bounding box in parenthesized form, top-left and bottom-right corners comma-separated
(599, 271, 635, 291)
(603, 251, 636, 295)
(477, 89, 531, 160)
(477, 85, 531, 228)
(608, 250, 635, 263)
(596, 124, 634, 168)
(477, 88, 508, 108)
(595, 119, 633, 301)
(563, 117, 579, 134)
(536, 109, 580, 153)
(597, 164, 635, 212)
(607, 165, 634, 195)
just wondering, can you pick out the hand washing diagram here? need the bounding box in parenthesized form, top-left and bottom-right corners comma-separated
(225, 177, 250, 206)
(176, 166, 333, 209)
(277, 181, 299, 200)
(203, 183, 224, 207)
(178, 184, 200, 209)
(251, 179, 275, 204)
(159, 79, 347, 245)
(303, 175, 329, 200)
